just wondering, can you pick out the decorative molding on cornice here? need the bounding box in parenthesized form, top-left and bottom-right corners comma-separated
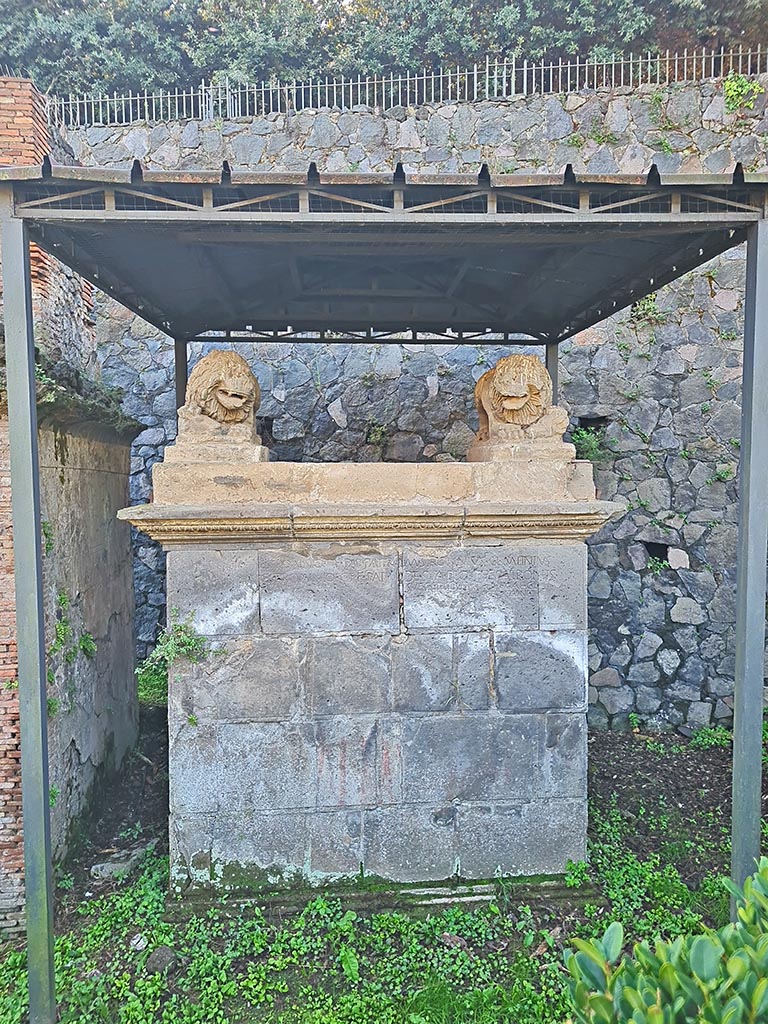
(118, 501, 622, 545)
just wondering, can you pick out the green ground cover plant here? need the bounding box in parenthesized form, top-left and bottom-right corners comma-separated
(0, 751, 741, 1024)
(571, 426, 612, 466)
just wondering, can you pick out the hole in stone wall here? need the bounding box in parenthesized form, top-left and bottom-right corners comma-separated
(643, 541, 669, 561)
(256, 416, 275, 448)
(576, 415, 610, 430)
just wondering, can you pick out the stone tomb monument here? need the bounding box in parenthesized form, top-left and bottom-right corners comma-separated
(121, 351, 619, 892)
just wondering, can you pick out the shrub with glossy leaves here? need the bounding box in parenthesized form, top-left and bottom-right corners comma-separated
(567, 857, 768, 1024)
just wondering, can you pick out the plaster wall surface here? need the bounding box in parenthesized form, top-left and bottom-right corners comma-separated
(166, 539, 588, 889)
(54, 76, 765, 733)
(0, 418, 137, 937)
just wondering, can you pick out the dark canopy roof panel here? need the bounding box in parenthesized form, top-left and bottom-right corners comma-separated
(2, 163, 765, 341)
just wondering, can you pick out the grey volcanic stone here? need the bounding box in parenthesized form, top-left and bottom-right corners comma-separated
(686, 701, 712, 728)
(628, 662, 660, 684)
(216, 722, 317, 811)
(495, 632, 586, 711)
(591, 667, 621, 688)
(166, 548, 260, 636)
(402, 546, 538, 629)
(391, 632, 491, 712)
(671, 597, 707, 624)
(401, 715, 541, 804)
(308, 636, 390, 715)
(657, 647, 681, 675)
(362, 805, 455, 882)
(635, 632, 663, 659)
(543, 714, 587, 798)
(600, 686, 634, 715)
(175, 637, 304, 723)
(260, 550, 399, 634)
(455, 799, 586, 878)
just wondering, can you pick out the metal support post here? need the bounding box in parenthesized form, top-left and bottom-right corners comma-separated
(174, 338, 188, 410)
(545, 342, 559, 403)
(731, 219, 768, 896)
(0, 212, 57, 1020)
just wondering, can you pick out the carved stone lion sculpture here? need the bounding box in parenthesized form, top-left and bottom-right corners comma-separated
(185, 350, 260, 425)
(167, 349, 269, 464)
(474, 354, 554, 438)
(467, 354, 572, 464)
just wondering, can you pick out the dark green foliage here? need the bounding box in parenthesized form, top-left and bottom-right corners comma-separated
(135, 615, 209, 706)
(571, 426, 612, 466)
(567, 858, 768, 1024)
(1, 0, 766, 92)
(0, 0, 198, 93)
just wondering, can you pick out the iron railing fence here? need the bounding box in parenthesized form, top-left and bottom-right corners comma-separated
(45, 46, 768, 128)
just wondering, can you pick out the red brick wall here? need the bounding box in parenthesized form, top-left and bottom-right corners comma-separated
(0, 77, 50, 165)
(0, 76, 52, 937)
(0, 419, 24, 934)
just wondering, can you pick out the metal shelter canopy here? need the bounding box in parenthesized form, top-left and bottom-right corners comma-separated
(2, 161, 767, 341)
(1, 163, 768, 1024)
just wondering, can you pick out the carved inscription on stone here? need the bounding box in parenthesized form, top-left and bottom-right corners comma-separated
(259, 550, 400, 634)
(402, 547, 540, 629)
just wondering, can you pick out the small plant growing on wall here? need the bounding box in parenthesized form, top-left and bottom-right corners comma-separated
(571, 426, 611, 465)
(646, 556, 670, 575)
(723, 70, 763, 114)
(630, 293, 667, 327)
(136, 614, 209, 706)
(366, 422, 387, 446)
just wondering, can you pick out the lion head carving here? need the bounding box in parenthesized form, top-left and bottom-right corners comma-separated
(185, 350, 260, 425)
(474, 355, 554, 441)
(476, 354, 553, 429)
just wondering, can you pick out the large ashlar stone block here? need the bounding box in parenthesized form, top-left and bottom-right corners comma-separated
(167, 547, 260, 635)
(494, 631, 588, 712)
(538, 544, 588, 629)
(363, 806, 458, 882)
(401, 715, 541, 804)
(454, 799, 587, 878)
(307, 636, 390, 715)
(259, 547, 400, 634)
(402, 546, 539, 629)
(401, 542, 587, 631)
(171, 636, 305, 723)
(224, 721, 319, 811)
(391, 632, 492, 711)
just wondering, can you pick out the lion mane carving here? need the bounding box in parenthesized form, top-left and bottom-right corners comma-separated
(185, 350, 260, 425)
(474, 354, 553, 440)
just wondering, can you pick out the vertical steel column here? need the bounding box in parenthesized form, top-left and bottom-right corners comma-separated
(545, 341, 559, 403)
(0, 211, 57, 1020)
(731, 219, 768, 894)
(174, 337, 188, 410)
